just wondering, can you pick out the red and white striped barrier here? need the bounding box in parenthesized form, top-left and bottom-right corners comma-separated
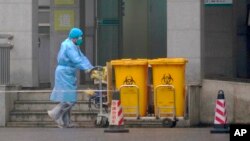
(211, 90, 229, 134)
(214, 99, 227, 124)
(110, 100, 124, 126)
(104, 91, 129, 133)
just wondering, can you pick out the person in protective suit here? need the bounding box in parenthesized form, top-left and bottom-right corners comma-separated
(48, 27, 94, 128)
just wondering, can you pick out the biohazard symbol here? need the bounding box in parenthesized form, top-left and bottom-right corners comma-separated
(123, 76, 136, 85)
(161, 74, 173, 85)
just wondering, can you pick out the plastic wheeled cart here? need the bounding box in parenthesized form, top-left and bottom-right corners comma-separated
(119, 84, 177, 128)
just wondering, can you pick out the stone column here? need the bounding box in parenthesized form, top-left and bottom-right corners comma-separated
(167, 0, 203, 84)
(167, 0, 203, 126)
(0, 85, 19, 126)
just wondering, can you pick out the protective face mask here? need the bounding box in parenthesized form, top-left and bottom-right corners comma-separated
(76, 37, 83, 46)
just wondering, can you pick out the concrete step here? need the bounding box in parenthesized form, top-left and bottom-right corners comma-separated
(7, 119, 189, 128)
(9, 110, 99, 122)
(6, 121, 96, 128)
(17, 92, 88, 101)
(14, 100, 96, 111)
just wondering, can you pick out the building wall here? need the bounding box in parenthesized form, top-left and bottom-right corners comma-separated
(0, 0, 38, 87)
(201, 79, 250, 124)
(204, 0, 250, 79)
(204, 5, 235, 78)
(234, 0, 249, 78)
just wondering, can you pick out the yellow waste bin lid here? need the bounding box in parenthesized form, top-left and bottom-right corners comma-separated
(111, 59, 148, 66)
(148, 58, 188, 65)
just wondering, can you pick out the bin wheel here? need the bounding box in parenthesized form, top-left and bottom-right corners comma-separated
(95, 116, 109, 128)
(162, 118, 176, 128)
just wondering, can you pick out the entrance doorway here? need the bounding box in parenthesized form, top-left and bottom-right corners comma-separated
(95, 0, 122, 65)
(95, 0, 167, 65)
(38, 0, 50, 87)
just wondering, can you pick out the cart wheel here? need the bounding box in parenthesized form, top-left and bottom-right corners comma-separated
(94, 116, 109, 128)
(162, 118, 176, 128)
(94, 119, 100, 127)
(101, 116, 109, 128)
(172, 121, 177, 127)
(94, 116, 102, 128)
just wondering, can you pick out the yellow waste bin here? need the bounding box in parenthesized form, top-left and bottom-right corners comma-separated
(148, 58, 188, 117)
(111, 59, 148, 117)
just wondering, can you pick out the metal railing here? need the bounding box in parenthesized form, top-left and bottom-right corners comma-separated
(0, 34, 13, 85)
